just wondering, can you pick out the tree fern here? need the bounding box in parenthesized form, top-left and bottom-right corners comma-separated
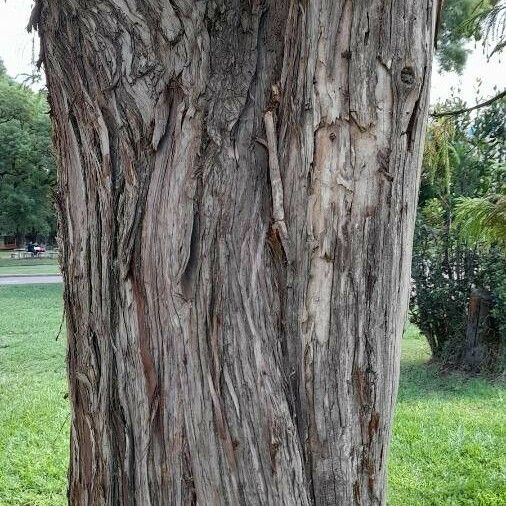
(455, 189, 506, 248)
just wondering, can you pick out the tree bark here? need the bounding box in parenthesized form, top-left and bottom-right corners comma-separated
(36, 0, 438, 504)
(462, 288, 496, 372)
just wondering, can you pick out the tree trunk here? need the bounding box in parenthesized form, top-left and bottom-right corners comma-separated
(462, 288, 496, 372)
(36, 0, 438, 504)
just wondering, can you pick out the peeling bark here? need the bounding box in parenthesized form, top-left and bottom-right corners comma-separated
(36, 0, 438, 504)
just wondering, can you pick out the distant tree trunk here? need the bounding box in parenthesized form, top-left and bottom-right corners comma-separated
(462, 288, 497, 371)
(15, 231, 25, 249)
(35, 0, 438, 504)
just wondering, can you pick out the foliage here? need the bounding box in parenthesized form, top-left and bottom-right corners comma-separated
(437, 0, 498, 72)
(467, 0, 506, 57)
(454, 101, 506, 248)
(455, 190, 506, 247)
(411, 100, 506, 370)
(0, 59, 56, 241)
(436, 0, 506, 73)
(422, 116, 458, 192)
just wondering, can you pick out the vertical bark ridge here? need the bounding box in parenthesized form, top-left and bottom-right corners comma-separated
(278, 0, 437, 503)
(37, 0, 437, 504)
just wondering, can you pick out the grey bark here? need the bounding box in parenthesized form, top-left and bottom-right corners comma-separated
(35, 0, 438, 504)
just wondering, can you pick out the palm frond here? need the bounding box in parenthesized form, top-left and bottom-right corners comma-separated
(454, 190, 506, 248)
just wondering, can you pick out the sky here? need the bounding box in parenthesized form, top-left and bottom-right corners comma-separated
(0, 0, 504, 106)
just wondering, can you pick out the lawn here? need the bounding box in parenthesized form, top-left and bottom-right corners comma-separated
(0, 285, 67, 506)
(0, 285, 504, 505)
(0, 258, 60, 277)
(389, 326, 505, 505)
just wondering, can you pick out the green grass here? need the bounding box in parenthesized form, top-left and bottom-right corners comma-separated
(0, 258, 59, 277)
(389, 325, 506, 505)
(0, 285, 68, 506)
(0, 265, 60, 277)
(0, 286, 504, 504)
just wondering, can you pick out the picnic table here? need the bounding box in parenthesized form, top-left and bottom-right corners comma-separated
(10, 249, 29, 259)
(10, 248, 58, 259)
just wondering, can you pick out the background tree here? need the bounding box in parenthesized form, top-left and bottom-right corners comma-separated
(455, 186, 506, 247)
(436, 0, 500, 72)
(455, 101, 506, 248)
(0, 60, 55, 245)
(411, 100, 505, 371)
(434, 0, 506, 116)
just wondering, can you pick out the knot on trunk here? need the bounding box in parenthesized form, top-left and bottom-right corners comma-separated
(400, 66, 415, 86)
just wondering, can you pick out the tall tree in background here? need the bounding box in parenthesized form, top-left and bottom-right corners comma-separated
(34, 1, 439, 503)
(412, 101, 505, 371)
(434, 0, 506, 115)
(435, 0, 506, 73)
(0, 61, 55, 244)
(455, 100, 506, 249)
(412, 0, 506, 372)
